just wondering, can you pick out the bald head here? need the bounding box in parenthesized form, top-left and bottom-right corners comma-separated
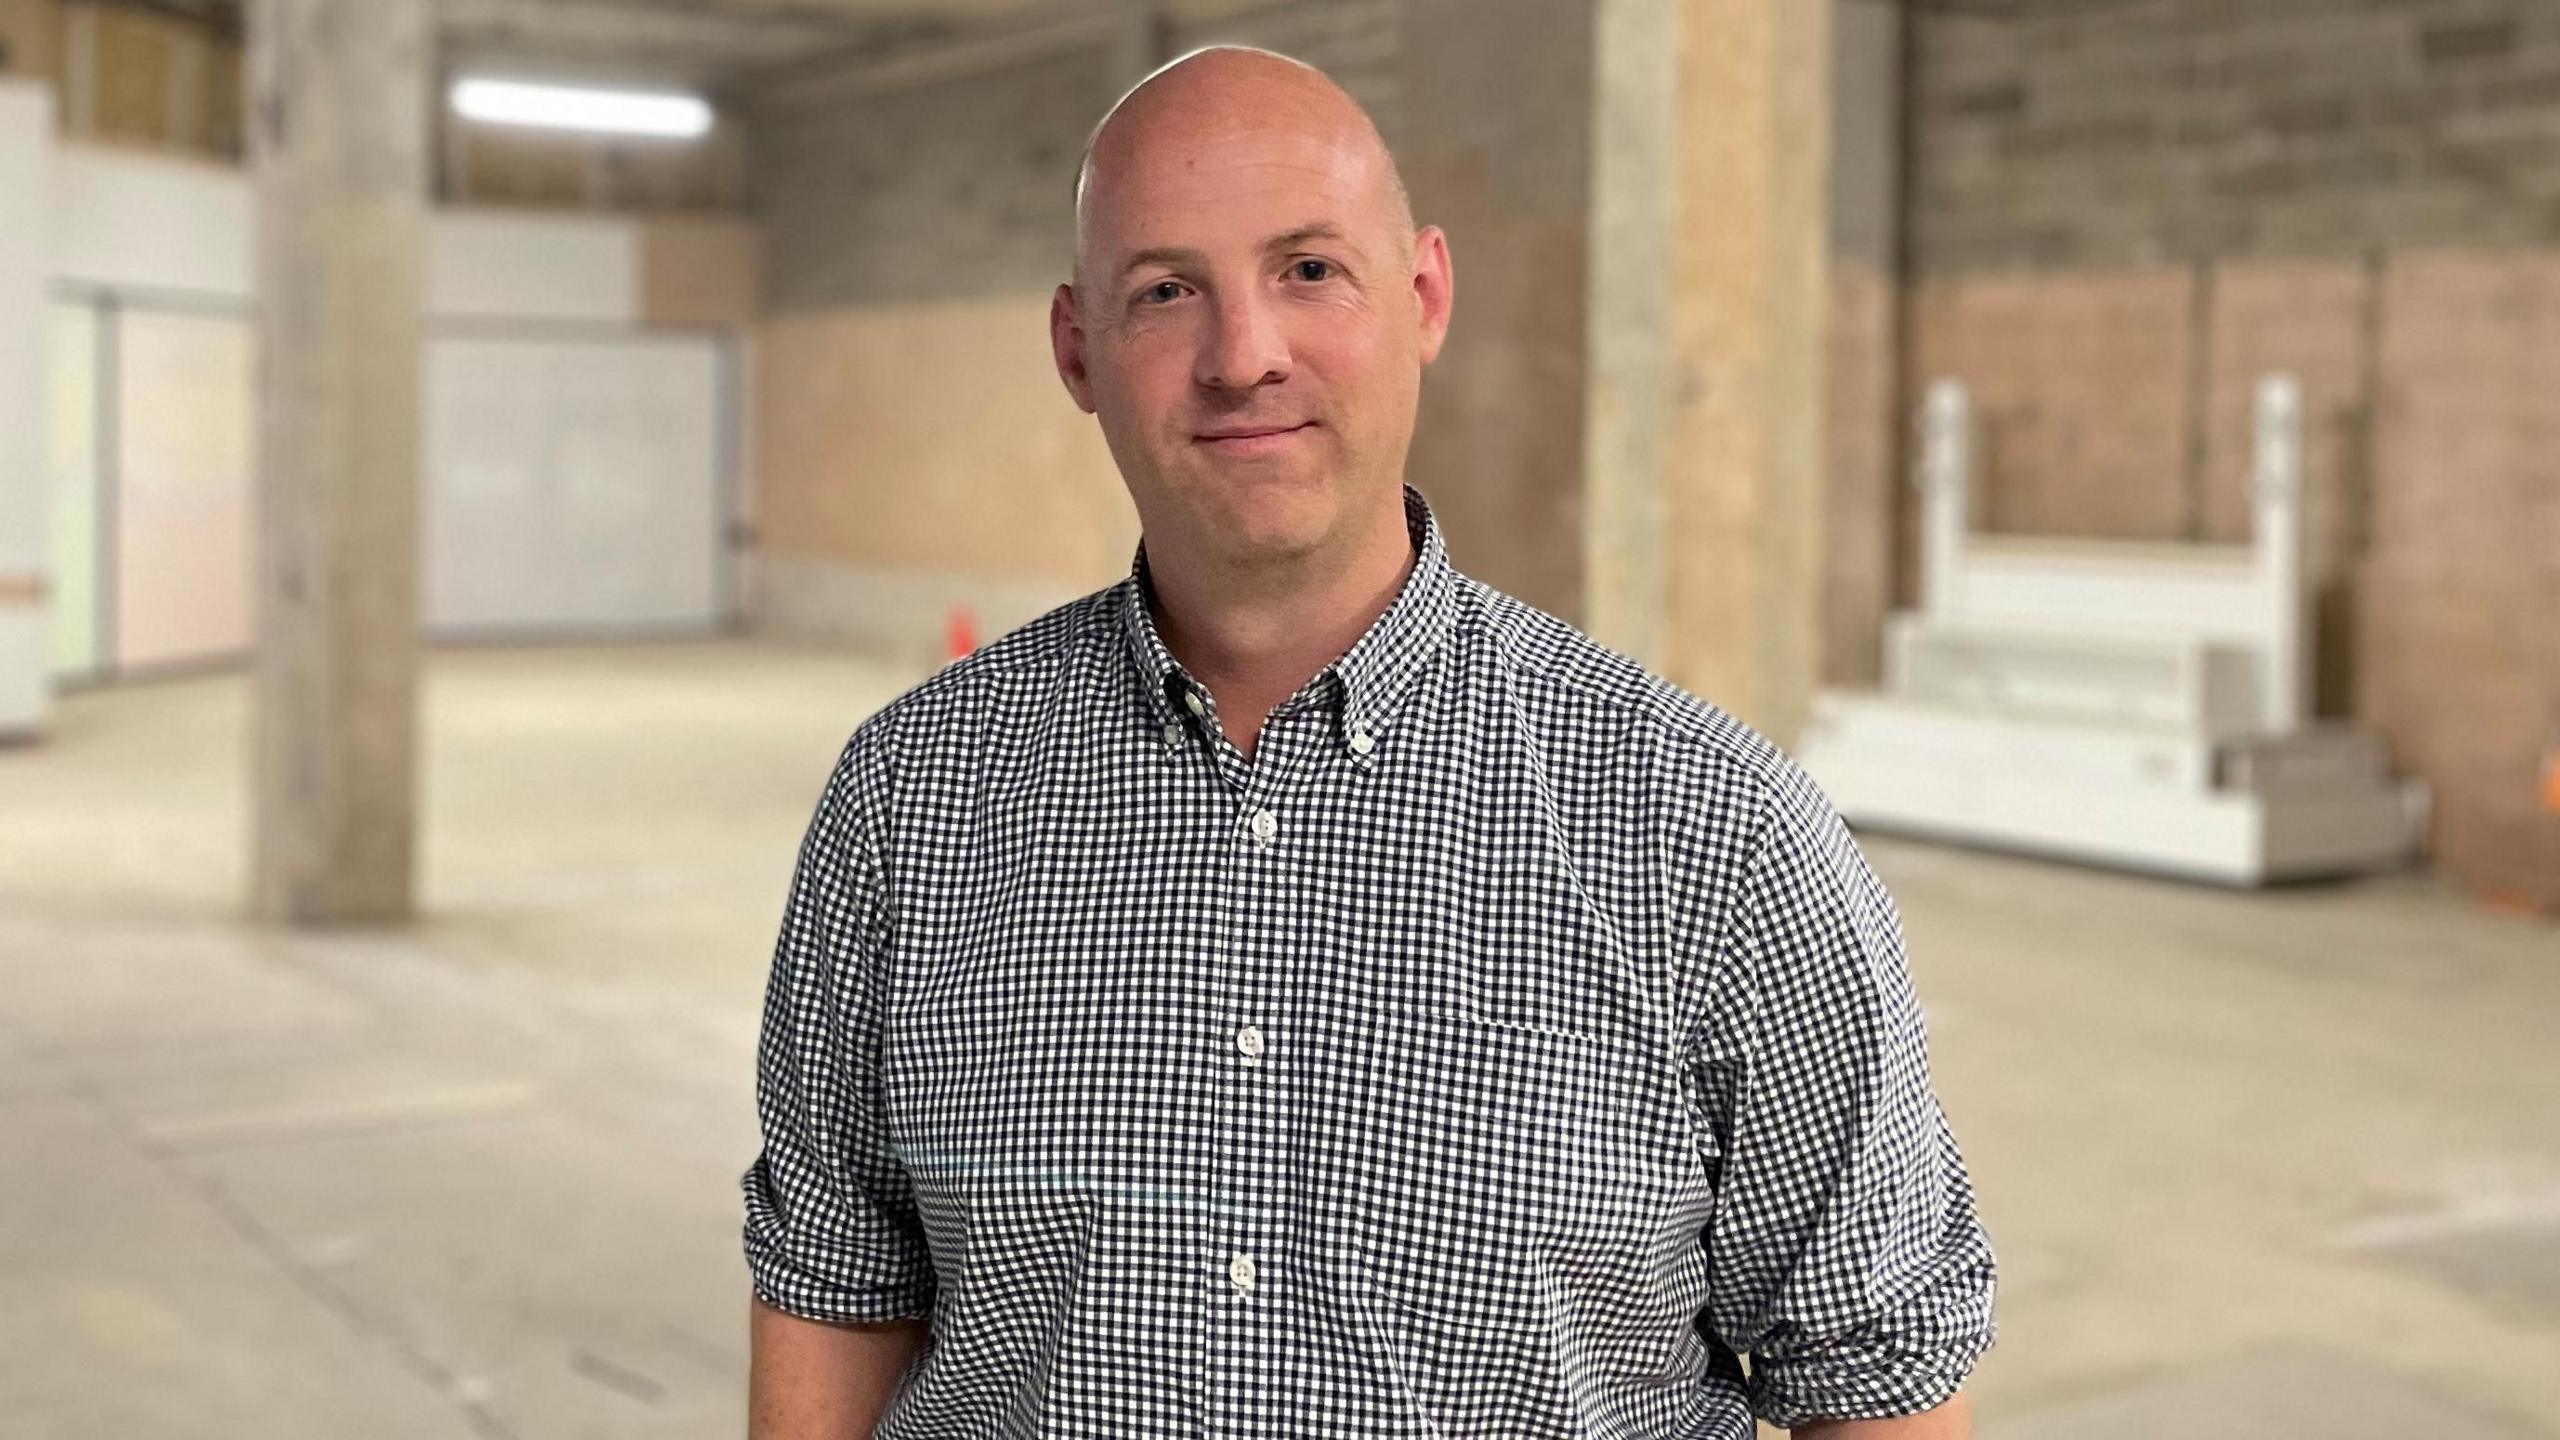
(1071, 46, 1415, 293)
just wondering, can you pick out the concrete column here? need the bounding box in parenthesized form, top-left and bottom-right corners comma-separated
(1585, 0, 1835, 746)
(247, 0, 428, 924)
(1823, 0, 1906, 689)
(1398, 0, 1595, 622)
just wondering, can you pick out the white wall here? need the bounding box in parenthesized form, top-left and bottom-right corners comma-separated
(426, 210, 639, 323)
(33, 140, 742, 687)
(0, 81, 54, 735)
(51, 145, 658, 322)
(426, 333, 726, 633)
(52, 145, 255, 301)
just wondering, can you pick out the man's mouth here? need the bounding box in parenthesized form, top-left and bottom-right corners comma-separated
(1194, 422, 1314, 450)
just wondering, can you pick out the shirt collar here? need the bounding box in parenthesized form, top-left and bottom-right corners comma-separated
(1119, 483, 1459, 758)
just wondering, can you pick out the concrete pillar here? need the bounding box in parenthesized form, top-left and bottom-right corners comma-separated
(247, 0, 428, 924)
(1823, 0, 1906, 689)
(1398, 0, 1595, 622)
(1585, 0, 1834, 746)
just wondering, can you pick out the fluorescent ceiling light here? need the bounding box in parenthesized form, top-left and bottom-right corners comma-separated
(451, 78, 713, 139)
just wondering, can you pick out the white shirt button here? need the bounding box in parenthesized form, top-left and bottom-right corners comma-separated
(1249, 809, 1278, 844)
(1184, 690, 1207, 719)
(1236, 1024, 1264, 1062)
(1349, 727, 1375, 756)
(1228, 1253, 1257, 1292)
(1161, 720, 1184, 748)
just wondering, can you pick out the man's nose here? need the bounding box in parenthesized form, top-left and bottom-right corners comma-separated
(1196, 292, 1289, 391)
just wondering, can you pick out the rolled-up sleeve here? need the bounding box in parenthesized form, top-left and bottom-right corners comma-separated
(1691, 771, 1996, 1429)
(740, 734, 938, 1324)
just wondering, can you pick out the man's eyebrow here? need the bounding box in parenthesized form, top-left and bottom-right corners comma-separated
(1265, 223, 1352, 252)
(1115, 245, 1210, 282)
(1112, 224, 1359, 283)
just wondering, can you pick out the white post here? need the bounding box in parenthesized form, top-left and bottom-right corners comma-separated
(1917, 378, 1972, 621)
(2251, 373, 2306, 734)
(0, 81, 53, 740)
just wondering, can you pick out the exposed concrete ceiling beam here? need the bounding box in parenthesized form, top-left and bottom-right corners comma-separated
(741, 5, 1124, 112)
(436, 0, 894, 88)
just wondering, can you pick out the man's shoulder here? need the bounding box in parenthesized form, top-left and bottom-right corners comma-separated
(1465, 578, 1789, 774)
(1462, 574, 1846, 851)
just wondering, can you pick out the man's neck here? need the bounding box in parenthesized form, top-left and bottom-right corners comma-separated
(1146, 501, 1416, 760)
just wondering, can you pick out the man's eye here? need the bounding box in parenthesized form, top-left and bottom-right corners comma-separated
(1292, 259, 1333, 282)
(1139, 281, 1184, 305)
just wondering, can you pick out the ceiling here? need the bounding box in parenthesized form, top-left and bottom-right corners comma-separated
(137, 0, 1114, 94)
(436, 0, 1091, 93)
(130, 0, 1314, 107)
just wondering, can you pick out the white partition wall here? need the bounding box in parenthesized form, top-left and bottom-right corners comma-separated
(427, 212, 637, 323)
(425, 330, 728, 635)
(0, 82, 52, 737)
(45, 302, 102, 678)
(114, 307, 258, 669)
(29, 142, 744, 684)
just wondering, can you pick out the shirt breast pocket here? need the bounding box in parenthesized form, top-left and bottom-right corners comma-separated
(1346, 1002, 1671, 1338)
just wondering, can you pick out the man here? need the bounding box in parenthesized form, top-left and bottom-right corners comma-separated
(743, 45, 1994, 1440)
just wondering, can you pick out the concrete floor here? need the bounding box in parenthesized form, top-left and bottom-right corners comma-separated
(1, 637, 2554, 1439)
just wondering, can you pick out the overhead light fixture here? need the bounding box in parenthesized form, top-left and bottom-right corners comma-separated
(450, 78, 714, 140)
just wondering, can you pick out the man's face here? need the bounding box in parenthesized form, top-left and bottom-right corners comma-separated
(1052, 105, 1451, 571)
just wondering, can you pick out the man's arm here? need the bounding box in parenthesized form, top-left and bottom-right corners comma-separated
(740, 733, 940, 1433)
(1676, 761, 1997, 1431)
(748, 1295, 928, 1440)
(1794, 1391, 1972, 1438)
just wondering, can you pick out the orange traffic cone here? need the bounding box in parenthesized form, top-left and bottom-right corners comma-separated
(945, 604, 978, 662)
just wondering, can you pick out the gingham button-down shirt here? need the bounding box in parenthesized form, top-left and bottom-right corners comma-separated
(742, 485, 1996, 1437)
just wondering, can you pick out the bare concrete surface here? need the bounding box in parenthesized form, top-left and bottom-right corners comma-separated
(3, 637, 2556, 1439)
(1982, 1346, 2550, 1440)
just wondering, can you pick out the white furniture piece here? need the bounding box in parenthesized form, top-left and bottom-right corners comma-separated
(1797, 375, 2426, 885)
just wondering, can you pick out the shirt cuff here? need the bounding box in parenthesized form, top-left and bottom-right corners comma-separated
(1746, 1327, 1994, 1431)
(745, 1231, 937, 1327)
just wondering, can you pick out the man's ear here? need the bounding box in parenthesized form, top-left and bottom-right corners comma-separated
(1050, 283, 1099, 414)
(1411, 225, 1454, 367)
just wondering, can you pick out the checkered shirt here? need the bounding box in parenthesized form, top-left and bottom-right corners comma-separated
(742, 485, 1996, 1436)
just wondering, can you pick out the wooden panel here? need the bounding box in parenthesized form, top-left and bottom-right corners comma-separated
(48, 2, 235, 158)
(2373, 250, 2560, 582)
(2358, 560, 2559, 911)
(1906, 267, 2197, 541)
(639, 215, 760, 329)
(0, 0, 61, 83)
(445, 115, 744, 215)
(85, 1, 171, 146)
(2362, 247, 2560, 910)
(202, 28, 239, 158)
(752, 296, 1134, 592)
